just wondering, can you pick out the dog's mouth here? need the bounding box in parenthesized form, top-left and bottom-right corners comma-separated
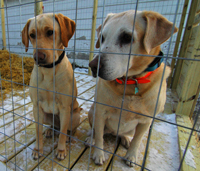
(89, 63, 121, 81)
(91, 69, 120, 81)
(34, 60, 47, 66)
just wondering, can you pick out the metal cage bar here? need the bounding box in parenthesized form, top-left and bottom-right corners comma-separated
(0, 0, 199, 171)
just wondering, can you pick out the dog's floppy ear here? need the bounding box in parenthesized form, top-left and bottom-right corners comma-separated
(95, 24, 102, 48)
(96, 13, 115, 48)
(142, 11, 178, 54)
(55, 13, 76, 47)
(22, 19, 31, 52)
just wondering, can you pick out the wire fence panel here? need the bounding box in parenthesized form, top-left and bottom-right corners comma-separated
(0, 0, 199, 171)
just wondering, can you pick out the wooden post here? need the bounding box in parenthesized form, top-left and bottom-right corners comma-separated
(167, 0, 189, 88)
(171, 0, 199, 89)
(189, 83, 200, 118)
(0, 0, 6, 50)
(34, 0, 43, 16)
(88, 0, 98, 75)
(175, 0, 200, 116)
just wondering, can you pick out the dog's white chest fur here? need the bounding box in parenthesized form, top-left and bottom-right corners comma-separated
(30, 67, 61, 115)
(39, 90, 59, 115)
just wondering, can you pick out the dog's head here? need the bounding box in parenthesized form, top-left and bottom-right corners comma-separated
(89, 10, 178, 80)
(21, 13, 75, 66)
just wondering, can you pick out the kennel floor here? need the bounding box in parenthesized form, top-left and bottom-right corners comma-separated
(0, 72, 199, 171)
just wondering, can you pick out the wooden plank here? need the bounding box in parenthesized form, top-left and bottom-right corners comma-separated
(75, 73, 88, 82)
(7, 131, 59, 171)
(176, 25, 200, 115)
(0, 123, 48, 163)
(78, 87, 95, 123)
(1, 89, 29, 103)
(32, 119, 90, 171)
(79, 100, 93, 123)
(176, 115, 200, 171)
(108, 133, 147, 171)
(77, 76, 94, 88)
(0, 94, 31, 116)
(0, 103, 32, 128)
(172, 0, 200, 89)
(0, 161, 12, 171)
(185, 24, 200, 56)
(145, 114, 180, 171)
(197, 0, 200, 12)
(0, 0, 6, 49)
(35, 0, 43, 16)
(189, 83, 200, 117)
(0, 112, 34, 144)
(108, 114, 180, 171)
(77, 86, 95, 106)
(72, 134, 118, 171)
(0, 74, 87, 114)
(78, 81, 96, 95)
(176, 62, 187, 96)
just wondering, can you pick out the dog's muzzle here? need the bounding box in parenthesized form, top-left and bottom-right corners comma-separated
(89, 54, 119, 81)
(34, 52, 46, 65)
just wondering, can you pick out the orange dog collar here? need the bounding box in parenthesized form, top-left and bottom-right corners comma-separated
(115, 71, 153, 85)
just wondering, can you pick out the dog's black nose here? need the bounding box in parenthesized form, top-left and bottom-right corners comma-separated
(89, 56, 102, 77)
(34, 52, 46, 64)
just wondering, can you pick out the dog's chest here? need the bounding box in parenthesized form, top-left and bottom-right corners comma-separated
(103, 92, 160, 135)
(31, 74, 64, 115)
(38, 82, 60, 114)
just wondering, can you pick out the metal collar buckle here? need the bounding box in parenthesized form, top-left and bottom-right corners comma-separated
(131, 78, 139, 94)
(117, 78, 125, 84)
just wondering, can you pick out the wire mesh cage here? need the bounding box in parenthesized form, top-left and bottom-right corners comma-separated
(0, 0, 199, 171)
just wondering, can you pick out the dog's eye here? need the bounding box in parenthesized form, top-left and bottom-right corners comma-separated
(98, 35, 104, 44)
(101, 35, 104, 43)
(30, 33, 36, 39)
(119, 32, 132, 44)
(47, 30, 53, 36)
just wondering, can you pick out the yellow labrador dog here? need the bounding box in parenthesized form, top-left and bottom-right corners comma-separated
(22, 13, 80, 160)
(86, 10, 178, 166)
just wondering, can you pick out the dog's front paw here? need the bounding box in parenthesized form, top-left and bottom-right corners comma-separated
(85, 137, 95, 147)
(124, 152, 136, 167)
(93, 149, 105, 165)
(56, 148, 67, 160)
(32, 148, 43, 160)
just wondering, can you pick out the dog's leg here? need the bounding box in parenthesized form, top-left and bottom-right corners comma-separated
(124, 122, 150, 167)
(70, 99, 81, 132)
(56, 107, 70, 160)
(32, 105, 44, 160)
(92, 107, 106, 165)
(45, 126, 53, 138)
(85, 129, 95, 147)
(120, 129, 135, 149)
(85, 104, 95, 147)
